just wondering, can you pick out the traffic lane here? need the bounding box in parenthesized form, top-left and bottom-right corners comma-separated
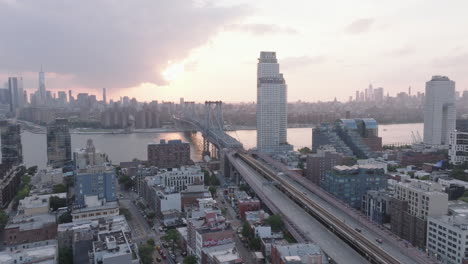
(233, 158, 368, 264)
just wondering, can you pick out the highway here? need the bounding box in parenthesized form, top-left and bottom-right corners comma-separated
(229, 152, 368, 264)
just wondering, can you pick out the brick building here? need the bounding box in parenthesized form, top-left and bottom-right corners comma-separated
(0, 164, 22, 208)
(238, 198, 261, 219)
(305, 150, 344, 185)
(4, 214, 57, 246)
(147, 139, 192, 168)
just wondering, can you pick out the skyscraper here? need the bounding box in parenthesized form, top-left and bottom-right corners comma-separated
(8, 77, 24, 113)
(256, 51, 292, 153)
(47, 118, 72, 168)
(423, 76, 456, 146)
(38, 67, 46, 105)
(102, 87, 107, 105)
(0, 121, 23, 165)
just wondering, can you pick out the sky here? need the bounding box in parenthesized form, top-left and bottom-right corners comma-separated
(1, 0, 468, 103)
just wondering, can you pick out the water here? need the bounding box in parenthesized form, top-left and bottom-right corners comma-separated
(21, 123, 423, 169)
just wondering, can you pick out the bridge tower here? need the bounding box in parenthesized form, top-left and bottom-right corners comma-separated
(203, 101, 224, 158)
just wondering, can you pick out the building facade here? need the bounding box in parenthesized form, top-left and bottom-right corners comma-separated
(47, 118, 72, 168)
(449, 130, 468, 165)
(423, 76, 456, 146)
(0, 121, 22, 166)
(147, 139, 191, 168)
(74, 139, 109, 170)
(306, 149, 344, 185)
(256, 51, 292, 154)
(321, 165, 387, 209)
(74, 170, 117, 206)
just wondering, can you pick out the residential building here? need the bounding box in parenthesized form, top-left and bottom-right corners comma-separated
(17, 193, 66, 216)
(238, 198, 261, 219)
(449, 130, 468, 165)
(73, 139, 109, 170)
(0, 121, 22, 165)
(47, 118, 72, 168)
(427, 202, 468, 264)
(157, 166, 204, 192)
(362, 190, 392, 224)
(0, 164, 22, 208)
(256, 51, 292, 154)
(306, 148, 344, 185)
(321, 165, 387, 209)
(92, 230, 140, 264)
(390, 179, 448, 248)
(147, 139, 192, 168)
(0, 240, 58, 264)
(33, 167, 64, 188)
(142, 181, 181, 218)
(71, 200, 119, 222)
(271, 243, 323, 264)
(423, 76, 456, 146)
(74, 170, 116, 206)
(181, 185, 212, 211)
(4, 213, 57, 246)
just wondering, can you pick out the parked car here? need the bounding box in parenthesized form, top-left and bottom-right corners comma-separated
(354, 228, 362, 233)
(156, 257, 162, 262)
(376, 238, 383, 244)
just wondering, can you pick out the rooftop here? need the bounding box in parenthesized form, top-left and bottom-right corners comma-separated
(6, 213, 56, 231)
(0, 243, 57, 264)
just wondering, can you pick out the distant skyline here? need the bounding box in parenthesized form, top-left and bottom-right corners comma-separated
(1, 0, 468, 103)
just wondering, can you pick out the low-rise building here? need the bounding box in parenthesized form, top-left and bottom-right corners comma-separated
(75, 170, 117, 206)
(321, 164, 387, 209)
(92, 230, 139, 264)
(71, 200, 119, 222)
(158, 166, 204, 192)
(306, 149, 344, 185)
(238, 198, 261, 219)
(0, 240, 58, 264)
(449, 130, 468, 165)
(74, 139, 109, 171)
(4, 213, 57, 246)
(362, 190, 392, 224)
(18, 193, 67, 216)
(271, 243, 323, 264)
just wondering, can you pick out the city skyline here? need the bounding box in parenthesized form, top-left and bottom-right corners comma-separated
(1, 0, 468, 103)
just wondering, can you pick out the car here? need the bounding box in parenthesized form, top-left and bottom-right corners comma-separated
(181, 252, 187, 257)
(170, 254, 176, 260)
(376, 238, 383, 244)
(354, 228, 362, 233)
(156, 257, 162, 262)
(162, 254, 167, 259)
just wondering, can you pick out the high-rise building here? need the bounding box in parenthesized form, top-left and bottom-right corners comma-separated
(74, 170, 117, 206)
(102, 87, 107, 105)
(147, 139, 191, 168)
(449, 130, 468, 165)
(8, 77, 23, 113)
(423, 76, 456, 146)
(57, 91, 67, 106)
(0, 121, 23, 165)
(38, 67, 47, 105)
(47, 118, 72, 168)
(256, 51, 292, 154)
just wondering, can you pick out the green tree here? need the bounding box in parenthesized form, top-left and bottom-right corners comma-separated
(239, 184, 249, 192)
(298, 147, 311, 154)
(119, 207, 132, 220)
(162, 229, 180, 248)
(118, 175, 134, 190)
(183, 255, 197, 264)
(0, 210, 9, 228)
(248, 237, 262, 250)
(147, 238, 155, 247)
(147, 212, 156, 220)
(138, 243, 154, 264)
(267, 215, 284, 232)
(208, 186, 217, 197)
(27, 166, 38, 176)
(58, 212, 72, 224)
(50, 196, 67, 211)
(52, 184, 67, 193)
(242, 222, 253, 239)
(58, 247, 73, 264)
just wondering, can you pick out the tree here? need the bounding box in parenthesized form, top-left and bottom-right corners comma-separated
(58, 247, 73, 264)
(0, 210, 8, 228)
(248, 237, 262, 250)
(138, 243, 154, 264)
(119, 175, 134, 190)
(52, 184, 67, 193)
(162, 229, 180, 248)
(184, 255, 197, 264)
(58, 212, 72, 224)
(267, 215, 284, 232)
(147, 212, 156, 220)
(147, 238, 155, 247)
(209, 186, 217, 197)
(119, 207, 132, 220)
(50, 196, 67, 211)
(242, 222, 253, 239)
(239, 184, 249, 192)
(298, 147, 311, 154)
(27, 166, 38, 176)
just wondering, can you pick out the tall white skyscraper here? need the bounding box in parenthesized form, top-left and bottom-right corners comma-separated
(423, 75, 456, 146)
(256, 51, 292, 153)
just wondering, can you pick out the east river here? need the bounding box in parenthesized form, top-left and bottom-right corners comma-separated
(22, 123, 423, 169)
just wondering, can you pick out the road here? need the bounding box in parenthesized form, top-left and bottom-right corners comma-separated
(230, 156, 368, 264)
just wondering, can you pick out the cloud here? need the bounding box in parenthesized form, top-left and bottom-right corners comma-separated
(384, 46, 415, 57)
(281, 56, 326, 69)
(226, 23, 298, 35)
(433, 54, 468, 68)
(345, 18, 374, 34)
(0, 0, 249, 90)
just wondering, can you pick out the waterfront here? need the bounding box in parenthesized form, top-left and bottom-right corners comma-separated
(22, 123, 423, 168)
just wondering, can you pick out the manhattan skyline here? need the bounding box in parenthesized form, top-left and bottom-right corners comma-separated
(1, 0, 468, 103)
